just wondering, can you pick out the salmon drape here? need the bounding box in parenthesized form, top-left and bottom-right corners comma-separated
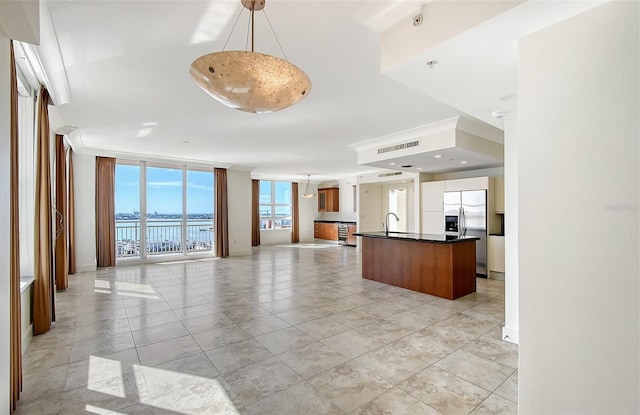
(95, 157, 116, 267)
(33, 85, 55, 335)
(251, 179, 260, 246)
(291, 182, 299, 243)
(214, 168, 229, 257)
(67, 149, 76, 274)
(10, 40, 23, 412)
(54, 135, 68, 289)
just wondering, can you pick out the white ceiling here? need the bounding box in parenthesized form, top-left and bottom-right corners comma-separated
(27, 0, 602, 182)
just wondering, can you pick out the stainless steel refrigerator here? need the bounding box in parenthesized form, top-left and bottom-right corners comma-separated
(444, 190, 487, 277)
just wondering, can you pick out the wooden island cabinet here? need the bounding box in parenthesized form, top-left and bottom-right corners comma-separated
(356, 231, 478, 300)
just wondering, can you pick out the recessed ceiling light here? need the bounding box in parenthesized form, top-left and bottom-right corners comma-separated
(460, 161, 468, 164)
(182, 140, 190, 144)
(492, 111, 507, 119)
(417, 167, 422, 170)
(426, 60, 438, 69)
(434, 154, 442, 159)
(389, 162, 396, 166)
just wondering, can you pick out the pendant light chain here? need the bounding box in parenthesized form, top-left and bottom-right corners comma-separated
(223, 6, 245, 52)
(251, 9, 255, 52)
(263, 9, 289, 62)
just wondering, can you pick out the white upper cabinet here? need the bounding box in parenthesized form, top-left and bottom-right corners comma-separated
(420, 181, 445, 211)
(444, 177, 489, 192)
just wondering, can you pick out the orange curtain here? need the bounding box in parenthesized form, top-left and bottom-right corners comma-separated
(292, 182, 299, 243)
(33, 85, 54, 335)
(67, 149, 76, 274)
(95, 157, 116, 267)
(214, 168, 229, 257)
(251, 179, 260, 246)
(54, 135, 68, 289)
(10, 41, 23, 413)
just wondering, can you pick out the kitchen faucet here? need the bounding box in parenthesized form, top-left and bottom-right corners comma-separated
(384, 212, 400, 235)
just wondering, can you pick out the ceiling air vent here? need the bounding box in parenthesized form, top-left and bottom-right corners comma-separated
(377, 140, 419, 154)
(378, 172, 403, 178)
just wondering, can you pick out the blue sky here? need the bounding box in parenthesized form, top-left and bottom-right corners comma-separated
(116, 165, 292, 215)
(259, 181, 291, 205)
(115, 165, 214, 214)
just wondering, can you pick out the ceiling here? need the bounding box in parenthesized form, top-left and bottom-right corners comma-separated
(22, 0, 602, 182)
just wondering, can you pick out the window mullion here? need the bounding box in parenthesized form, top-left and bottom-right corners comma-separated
(272, 182, 276, 229)
(182, 165, 187, 255)
(140, 161, 147, 258)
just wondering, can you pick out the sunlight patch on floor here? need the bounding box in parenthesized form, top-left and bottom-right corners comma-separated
(134, 364, 239, 414)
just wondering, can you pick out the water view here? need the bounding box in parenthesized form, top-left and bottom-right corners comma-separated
(116, 218, 214, 258)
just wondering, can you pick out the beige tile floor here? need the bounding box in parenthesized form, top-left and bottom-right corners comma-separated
(15, 243, 517, 415)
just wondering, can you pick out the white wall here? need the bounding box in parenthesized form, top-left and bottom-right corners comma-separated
(0, 36, 11, 415)
(226, 169, 251, 256)
(518, 2, 639, 413)
(503, 116, 518, 344)
(298, 184, 316, 242)
(358, 183, 383, 232)
(259, 229, 291, 246)
(73, 153, 97, 271)
(317, 178, 358, 223)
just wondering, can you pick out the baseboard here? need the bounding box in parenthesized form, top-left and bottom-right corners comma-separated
(230, 250, 252, 257)
(502, 326, 519, 344)
(75, 263, 97, 272)
(489, 271, 505, 281)
(22, 324, 32, 353)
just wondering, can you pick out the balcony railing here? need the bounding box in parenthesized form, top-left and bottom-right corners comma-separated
(116, 219, 214, 259)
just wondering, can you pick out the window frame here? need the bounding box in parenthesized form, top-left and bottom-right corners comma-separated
(115, 159, 215, 259)
(259, 180, 292, 230)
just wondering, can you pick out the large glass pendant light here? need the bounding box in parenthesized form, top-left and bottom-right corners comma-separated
(190, 0, 311, 113)
(302, 174, 315, 199)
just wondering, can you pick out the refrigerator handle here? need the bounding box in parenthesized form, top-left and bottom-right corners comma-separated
(460, 207, 465, 237)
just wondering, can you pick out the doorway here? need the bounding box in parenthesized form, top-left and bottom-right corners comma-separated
(387, 187, 408, 232)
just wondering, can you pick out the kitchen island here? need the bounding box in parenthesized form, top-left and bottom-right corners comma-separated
(354, 232, 479, 300)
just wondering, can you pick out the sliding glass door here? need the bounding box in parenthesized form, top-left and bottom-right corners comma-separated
(115, 161, 214, 260)
(186, 169, 214, 253)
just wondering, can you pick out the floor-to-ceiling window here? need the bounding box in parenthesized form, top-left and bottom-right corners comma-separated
(115, 162, 140, 258)
(259, 180, 292, 229)
(146, 164, 183, 255)
(186, 168, 214, 253)
(115, 160, 214, 260)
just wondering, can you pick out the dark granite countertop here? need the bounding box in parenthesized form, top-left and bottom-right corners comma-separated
(313, 220, 357, 225)
(354, 231, 479, 244)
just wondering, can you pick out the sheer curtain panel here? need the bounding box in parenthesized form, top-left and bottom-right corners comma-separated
(95, 157, 116, 267)
(33, 85, 54, 335)
(214, 168, 229, 257)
